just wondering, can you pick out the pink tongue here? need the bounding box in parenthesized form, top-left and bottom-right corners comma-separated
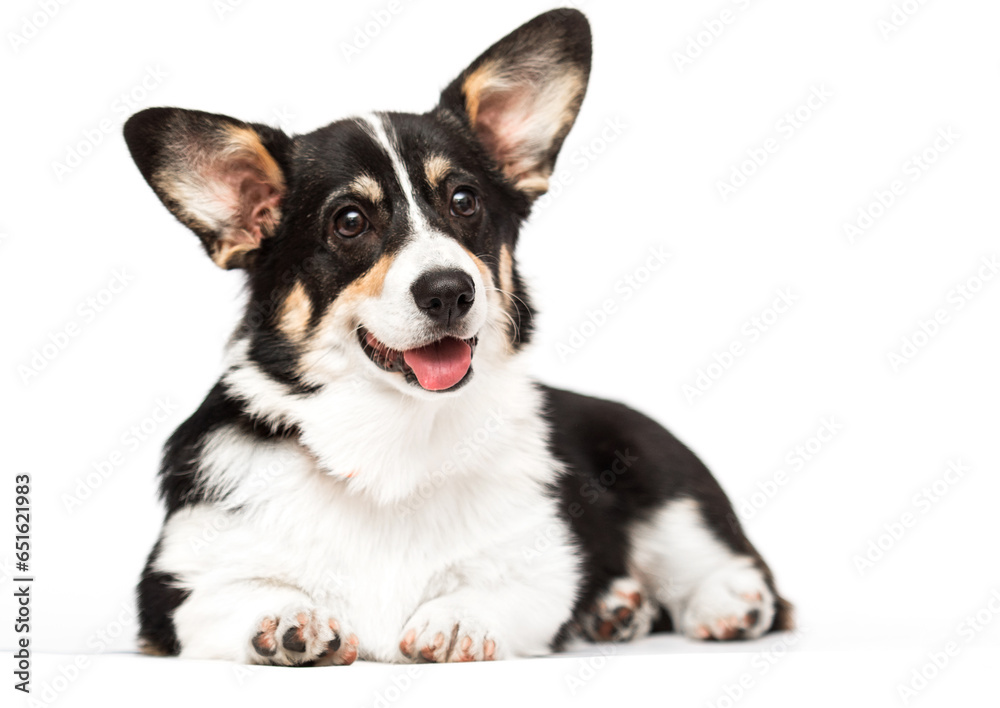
(402, 338, 472, 391)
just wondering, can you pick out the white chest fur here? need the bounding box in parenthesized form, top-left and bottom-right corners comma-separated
(155, 351, 582, 661)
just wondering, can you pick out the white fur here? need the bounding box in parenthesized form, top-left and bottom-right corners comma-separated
(357, 114, 430, 234)
(629, 498, 775, 640)
(157, 367, 582, 661)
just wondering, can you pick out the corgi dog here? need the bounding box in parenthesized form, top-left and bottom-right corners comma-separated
(124, 8, 791, 665)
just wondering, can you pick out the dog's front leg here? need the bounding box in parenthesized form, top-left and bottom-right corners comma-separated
(171, 578, 359, 666)
(397, 554, 578, 662)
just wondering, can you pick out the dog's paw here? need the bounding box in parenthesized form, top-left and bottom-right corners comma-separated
(680, 564, 775, 641)
(398, 603, 499, 663)
(578, 576, 656, 643)
(249, 606, 359, 666)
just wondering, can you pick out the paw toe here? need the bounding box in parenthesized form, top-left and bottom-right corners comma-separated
(251, 618, 279, 657)
(282, 624, 308, 653)
(578, 577, 656, 643)
(399, 608, 499, 663)
(249, 608, 357, 666)
(682, 564, 776, 641)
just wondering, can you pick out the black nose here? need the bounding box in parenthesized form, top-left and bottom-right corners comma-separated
(411, 269, 475, 327)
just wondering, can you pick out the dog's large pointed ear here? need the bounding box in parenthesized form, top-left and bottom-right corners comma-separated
(437, 8, 592, 200)
(123, 107, 292, 270)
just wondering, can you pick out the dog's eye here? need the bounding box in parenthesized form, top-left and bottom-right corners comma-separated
(450, 188, 478, 218)
(332, 208, 369, 238)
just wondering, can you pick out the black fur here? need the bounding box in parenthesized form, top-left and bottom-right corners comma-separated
(157, 381, 301, 516)
(544, 385, 792, 637)
(138, 383, 303, 656)
(136, 540, 189, 656)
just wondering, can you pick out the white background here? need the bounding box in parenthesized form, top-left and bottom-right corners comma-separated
(2, 0, 999, 705)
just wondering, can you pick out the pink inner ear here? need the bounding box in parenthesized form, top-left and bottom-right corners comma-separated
(475, 88, 537, 178)
(242, 179, 282, 241)
(212, 161, 283, 249)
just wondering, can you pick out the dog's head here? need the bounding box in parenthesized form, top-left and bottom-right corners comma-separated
(124, 9, 591, 399)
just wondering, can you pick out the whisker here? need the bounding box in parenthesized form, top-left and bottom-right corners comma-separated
(485, 284, 530, 342)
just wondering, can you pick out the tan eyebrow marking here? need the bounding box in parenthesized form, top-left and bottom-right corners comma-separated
(350, 174, 384, 204)
(424, 154, 452, 189)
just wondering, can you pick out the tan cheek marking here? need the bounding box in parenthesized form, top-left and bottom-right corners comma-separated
(460, 247, 493, 287)
(498, 244, 514, 296)
(424, 154, 452, 189)
(496, 244, 519, 352)
(350, 174, 384, 204)
(278, 281, 313, 340)
(338, 253, 395, 302)
(464, 245, 520, 353)
(313, 253, 398, 336)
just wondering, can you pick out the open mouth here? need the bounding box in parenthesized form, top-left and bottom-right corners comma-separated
(358, 328, 477, 392)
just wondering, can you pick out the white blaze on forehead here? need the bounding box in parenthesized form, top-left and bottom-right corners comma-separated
(351, 113, 488, 353)
(357, 113, 433, 235)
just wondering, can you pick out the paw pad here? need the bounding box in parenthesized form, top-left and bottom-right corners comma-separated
(578, 577, 656, 643)
(682, 564, 776, 641)
(248, 608, 358, 666)
(399, 607, 500, 663)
